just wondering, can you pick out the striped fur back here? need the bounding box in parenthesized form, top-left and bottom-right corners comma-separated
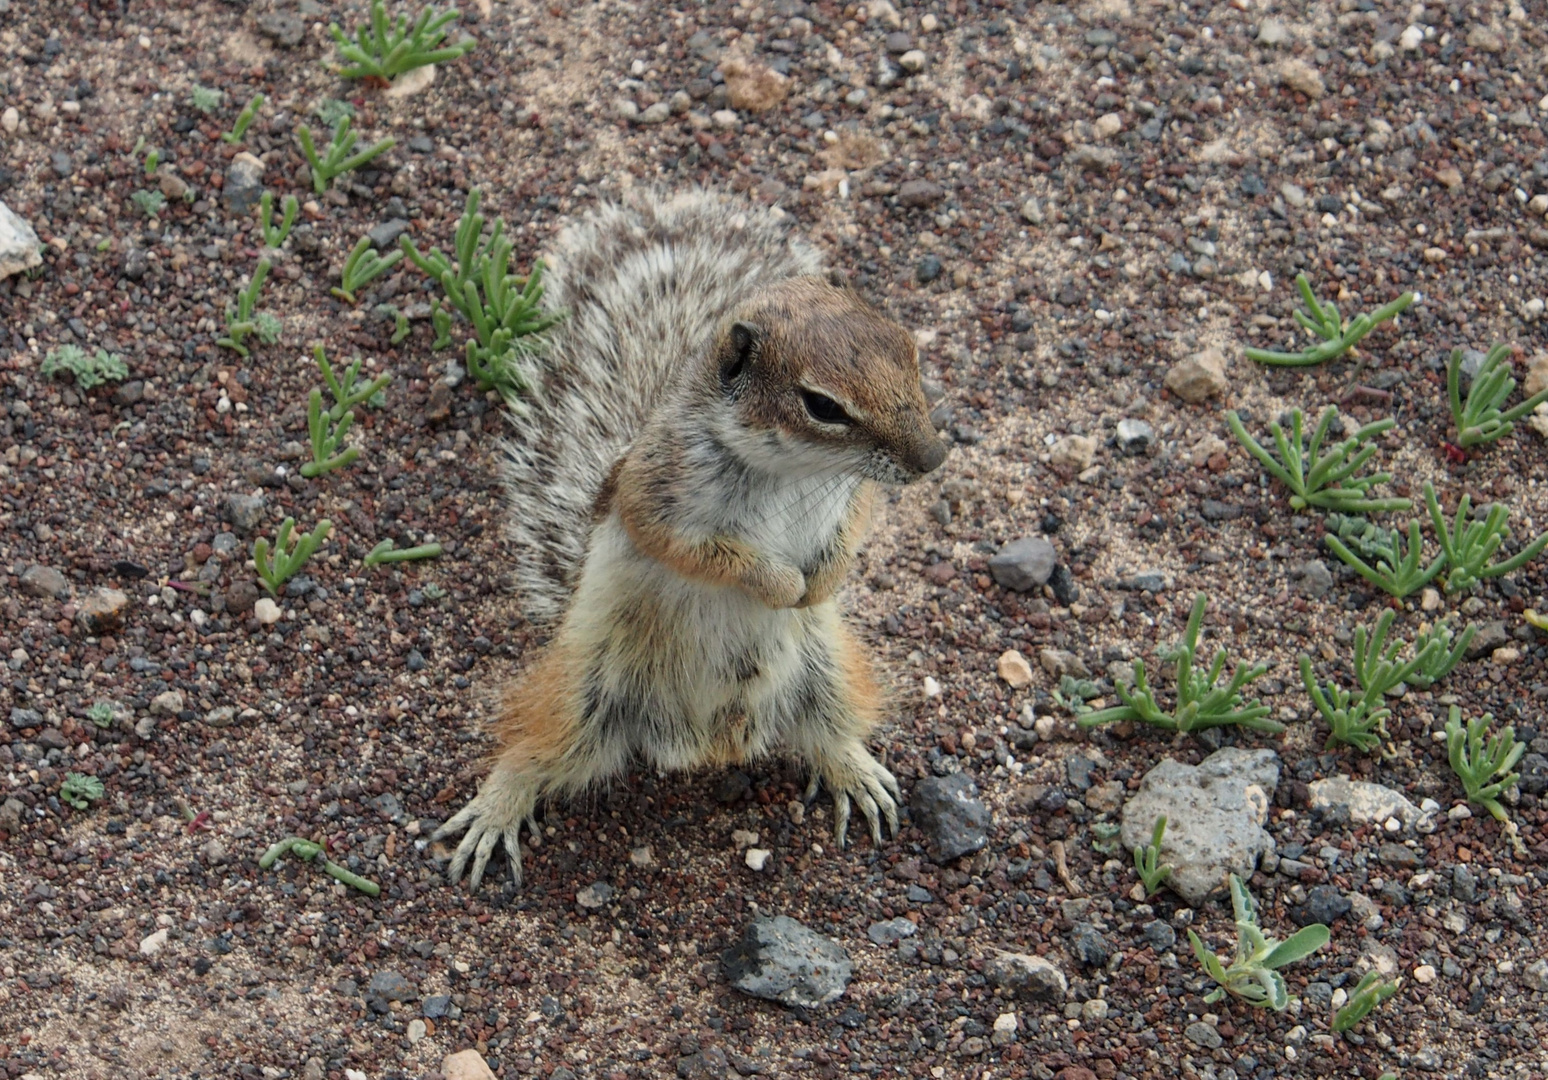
(500, 190, 824, 625)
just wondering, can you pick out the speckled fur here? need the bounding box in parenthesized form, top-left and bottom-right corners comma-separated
(436, 191, 946, 890)
(499, 189, 823, 626)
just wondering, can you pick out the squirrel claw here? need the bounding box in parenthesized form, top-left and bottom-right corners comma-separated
(433, 782, 540, 891)
(808, 743, 902, 850)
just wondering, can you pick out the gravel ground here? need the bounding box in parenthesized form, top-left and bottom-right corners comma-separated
(4, 1, 1548, 1078)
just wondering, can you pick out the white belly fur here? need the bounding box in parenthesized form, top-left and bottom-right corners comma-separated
(564, 514, 839, 771)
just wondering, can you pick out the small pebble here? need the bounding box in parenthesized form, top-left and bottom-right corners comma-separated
(997, 649, 1034, 689)
(254, 597, 282, 625)
(1413, 964, 1437, 984)
(744, 847, 772, 870)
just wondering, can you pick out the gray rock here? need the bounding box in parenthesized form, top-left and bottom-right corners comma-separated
(1120, 570, 1170, 593)
(1115, 418, 1153, 455)
(1120, 748, 1280, 904)
(721, 915, 852, 1008)
(916, 255, 942, 283)
(1307, 777, 1427, 829)
(1465, 620, 1508, 659)
(223, 153, 266, 214)
(867, 918, 917, 945)
(1069, 144, 1117, 171)
(0, 797, 23, 834)
(1068, 923, 1109, 967)
(984, 952, 1067, 1002)
(1141, 920, 1176, 951)
(576, 881, 615, 909)
(1522, 958, 1548, 993)
(212, 531, 241, 556)
(1452, 864, 1477, 903)
(76, 588, 130, 634)
(226, 493, 266, 535)
(1297, 559, 1334, 598)
(256, 12, 306, 47)
(1201, 499, 1242, 522)
(366, 970, 417, 1009)
(20, 565, 70, 600)
(988, 538, 1058, 592)
(367, 219, 410, 250)
(638, 101, 672, 124)
(898, 179, 945, 208)
(1291, 885, 1351, 927)
(1520, 752, 1548, 796)
(1377, 842, 1420, 869)
(1184, 1022, 1223, 1050)
(0, 201, 43, 281)
(910, 773, 990, 862)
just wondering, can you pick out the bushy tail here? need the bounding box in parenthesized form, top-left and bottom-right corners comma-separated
(499, 189, 823, 625)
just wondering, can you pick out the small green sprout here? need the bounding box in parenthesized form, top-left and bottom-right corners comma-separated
(330, 0, 476, 81)
(131, 189, 166, 218)
(254, 517, 332, 596)
(41, 345, 129, 390)
(430, 298, 453, 350)
(315, 98, 356, 129)
(297, 117, 396, 195)
(1188, 874, 1330, 1010)
(1301, 657, 1391, 753)
(60, 772, 105, 811)
(1245, 274, 1414, 366)
(1448, 343, 1548, 449)
(222, 93, 265, 145)
(1051, 674, 1100, 716)
(313, 345, 391, 418)
(1225, 407, 1411, 514)
(143, 148, 160, 176)
(259, 836, 381, 897)
(1332, 970, 1400, 1034)
(87, 702, 116, 728)
(1077, 593, 1279, 734)
(1133, 816, 1172, 897)
(1324, 519, 1442, 599)
(332, 235, 404, 304)
(259, 191, 299, 249)
(362, 539, 443, 567)
(217, 260, 272, 358)
(1426, 482, 1548, 594)
(254, 311, 284, 347)
(1445, 706, 1523, 823)
(302, 390, 360, 478)
(401, 188, 564, 392)
(1397, 618, 1474, 691)
(420, 582, 447, 601)
(190, 85, 224, 113)
(391, 309, 411, 345)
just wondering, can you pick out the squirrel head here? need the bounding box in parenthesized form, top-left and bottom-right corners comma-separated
(708, 276, 948, 484)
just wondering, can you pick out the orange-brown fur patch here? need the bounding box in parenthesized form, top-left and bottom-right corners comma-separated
(488, 642, 583, 770)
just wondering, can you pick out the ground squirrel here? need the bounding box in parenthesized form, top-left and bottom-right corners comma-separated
(435, 190, 947, 889)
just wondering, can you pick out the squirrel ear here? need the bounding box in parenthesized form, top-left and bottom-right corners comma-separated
(722, 321, 761, 392)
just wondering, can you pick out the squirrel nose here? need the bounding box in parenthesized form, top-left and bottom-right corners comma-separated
(913, 435, 948, 476)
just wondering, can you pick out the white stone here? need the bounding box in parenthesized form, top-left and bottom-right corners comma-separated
(1308, 777, 1427, 830)
(0, 201, 43, 281)
(629, 845, 654, 868)
(1413, 964, 1437, 984)
(1094, 113, 1122, 138)
(1033, 715, 1056, 740)
(745, 847, 772, 870)
(923, 676, 942, 699)
(406, 1019, 426, 1044)
(898, 50, 926, 73)
(441, 1050, 497, 1080)
(1400, 25, 1424, 50)
(254, 597, 282, 624)
(139, 928, 169, 956)
(712, 109, 740, 129)
(1529, 194, 1548, 215)
(385, 63, 435, 100)
(997, 650, 1034, 689)
(731, 829, 759, 848)
(0, 107, 16, 134)
(994, 1012, 1018, 1033)
(920, 13, 938, 32)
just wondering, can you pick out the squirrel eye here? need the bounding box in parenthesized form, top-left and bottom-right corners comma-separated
(802, 390, 852, 425)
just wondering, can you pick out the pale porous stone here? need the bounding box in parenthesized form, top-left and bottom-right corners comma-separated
(1120, 748, 1280, 905)
(984, 952, 1067, 1002)
(1278, 58, 1325, 99)
(1308, 777, 1430, 830)
(997, 649, 1034, 688)
(721, 58, 790, 111)
(1049, 434, 1097, 477)
(442, 1049, 497, 1080)
(0, 201, 43, 281)
(1165, 348, 1230, 403)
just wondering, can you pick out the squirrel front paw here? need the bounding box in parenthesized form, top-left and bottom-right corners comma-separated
(432, 767, 542, 891)
(741, 559, 807, 609)
(804, 739, 902, 848)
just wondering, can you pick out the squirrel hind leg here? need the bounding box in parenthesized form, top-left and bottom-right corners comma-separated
(784, 622, 901, 848)
(433, 769, 542, 891)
